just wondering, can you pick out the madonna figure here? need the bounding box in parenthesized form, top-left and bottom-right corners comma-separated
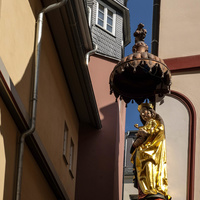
(130, 103, 171, 200)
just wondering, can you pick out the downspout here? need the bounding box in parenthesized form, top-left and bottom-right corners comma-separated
(151, 0, 161, 56)
(86, 44, 98, 66)
(87, 6, 92, 28)
(15, 1, 68, 200)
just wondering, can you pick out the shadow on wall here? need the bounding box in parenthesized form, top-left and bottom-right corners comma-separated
(76, 102, 121, 200)
(0, 38, 39, 199)
(1, 41, 60, 199)
(0, 45, 34, 199)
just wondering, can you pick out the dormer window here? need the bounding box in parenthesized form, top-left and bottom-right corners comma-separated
(96, 0, 116, 35)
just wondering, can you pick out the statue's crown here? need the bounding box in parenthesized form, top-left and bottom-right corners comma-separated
(138, 103, 154, 112)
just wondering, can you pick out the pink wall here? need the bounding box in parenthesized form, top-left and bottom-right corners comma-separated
(75, 55, 126, 200)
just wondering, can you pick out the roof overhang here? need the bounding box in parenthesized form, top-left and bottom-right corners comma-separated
(41, 0, 102, 129)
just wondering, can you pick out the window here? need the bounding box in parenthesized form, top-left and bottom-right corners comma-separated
(96, 1, 116, 35)
(123, 131, 138, 199)
(63, 123, 68, 165)
(69, 139, 74, 178)
(124, 131, 137, 176)
(129, 195, 138, 200)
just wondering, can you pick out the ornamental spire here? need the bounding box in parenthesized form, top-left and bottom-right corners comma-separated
(109, 23, 172, 105)
(132, 23, 148, 53)
(134, 23, 147, 43)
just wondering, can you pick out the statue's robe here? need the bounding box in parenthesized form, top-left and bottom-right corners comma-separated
(131, 119, 169, 197)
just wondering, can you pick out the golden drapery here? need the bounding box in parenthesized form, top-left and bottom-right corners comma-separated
(131, 119, 169, 196)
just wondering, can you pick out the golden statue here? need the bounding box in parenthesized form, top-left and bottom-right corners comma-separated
(130, 103, 171, 200)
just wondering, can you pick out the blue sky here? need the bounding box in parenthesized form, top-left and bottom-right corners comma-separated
(125, 0, 153, 132)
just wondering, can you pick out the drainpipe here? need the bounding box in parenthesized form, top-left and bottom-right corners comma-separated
(151, 0, 161, 56)
(15, 1, 68, 200)
(86, 44, 98, 66)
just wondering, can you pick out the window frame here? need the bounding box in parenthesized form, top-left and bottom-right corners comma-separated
(96, 0, 116, 36)
(69, 138, 74, 178)
(124, 131, 137, 176)
(63, 122, 69, 165)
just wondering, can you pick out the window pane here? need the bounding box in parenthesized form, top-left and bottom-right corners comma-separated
(107, 24, 112, 33)
(98, 11, 104, 20)
(99, 4, 104, 12)
(107, 17, 113, 26)
(108, 10, 113, 18)
(98, 19, 104, 27)
(69, 139, 74, 171)
(63, 123, 68, 165)
(96, 3, 115, 35)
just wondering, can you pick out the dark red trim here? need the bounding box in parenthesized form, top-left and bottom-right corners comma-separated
(169, 90, 196, 200)
(164, 54, 200, 72)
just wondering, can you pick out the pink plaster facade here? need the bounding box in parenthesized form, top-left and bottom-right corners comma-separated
(75, 55, 126, 200)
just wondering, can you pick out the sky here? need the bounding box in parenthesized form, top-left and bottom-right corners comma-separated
(125, 0, 153, 132)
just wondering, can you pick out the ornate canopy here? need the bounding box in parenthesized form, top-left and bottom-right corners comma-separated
(109, 23, 171, 105)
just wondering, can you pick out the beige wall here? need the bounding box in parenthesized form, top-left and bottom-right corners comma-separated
(156, 95, 189, 199)
(169, 72, 200, 200)
(36, 22, 79, 199)
(0, 0, 2, 18)
(0, 0, 79, 199)
(155, 72, 200, 200)
(159, 0, 200, 59)
(159, 1, 200, 199)
(0, 97, 57, 199)
(0, 98, 18, 200)
(21, 145, 57, 200)
(0, 0, 36, 112)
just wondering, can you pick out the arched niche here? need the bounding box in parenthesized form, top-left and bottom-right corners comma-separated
(156, 91, 196, 200)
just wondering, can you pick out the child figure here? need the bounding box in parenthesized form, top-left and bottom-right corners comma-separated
(130, 103, 159, 152)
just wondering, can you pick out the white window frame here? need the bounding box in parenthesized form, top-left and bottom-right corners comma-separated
(96, 0, 116, 35)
